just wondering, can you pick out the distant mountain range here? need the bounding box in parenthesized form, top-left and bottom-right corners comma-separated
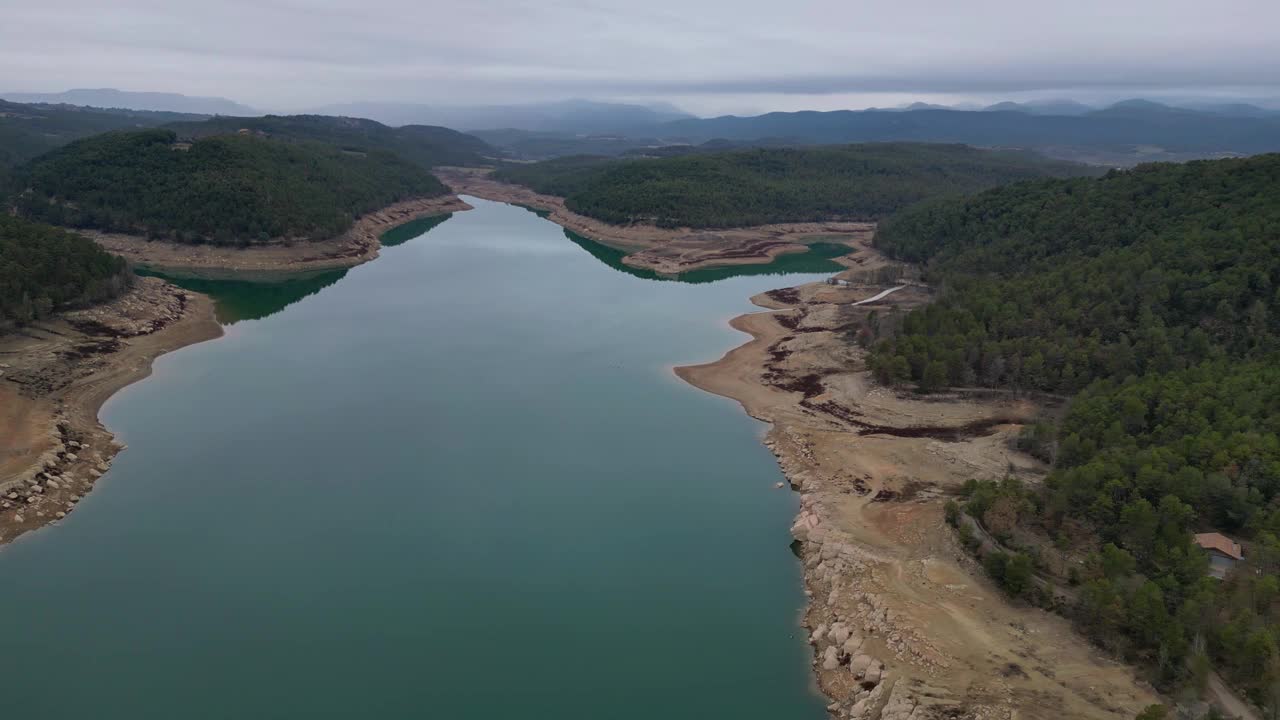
(305, 99, 695, 133)
(1, 89, 258, 116)
(6, 90, 1280, 168)
(981, 99, 1096, 115)
(653, 100, 1280, 165)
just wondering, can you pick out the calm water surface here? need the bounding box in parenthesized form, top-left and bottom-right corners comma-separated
(0, 198, 834, 719)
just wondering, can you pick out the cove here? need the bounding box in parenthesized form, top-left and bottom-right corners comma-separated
(0, 198, 830, 719)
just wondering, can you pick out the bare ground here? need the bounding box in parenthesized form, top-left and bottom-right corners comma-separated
(676, 267, 1160, 719)
(86, 195, 472, 274)
(0, 278, 222, 546)
(436, 167, 875, 274)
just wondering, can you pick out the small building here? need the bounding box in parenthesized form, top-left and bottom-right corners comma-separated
(1194, 532, 1243, 579)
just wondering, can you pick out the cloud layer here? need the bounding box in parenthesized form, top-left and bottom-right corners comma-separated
(4, 0, 1277, 113)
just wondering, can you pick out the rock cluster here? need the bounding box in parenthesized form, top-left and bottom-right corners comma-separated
(0, 421, 113, 531)
(764, 422, 975, 719)
(65, 279, 190, 338)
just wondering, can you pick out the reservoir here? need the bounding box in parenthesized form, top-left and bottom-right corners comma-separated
(0, 198, 834, 719)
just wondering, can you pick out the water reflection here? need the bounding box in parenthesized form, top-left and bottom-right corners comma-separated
(138, 267, 349, 325)
(562, 230, 848, 284)
(143, 206, 844, 326)
(142, 213, 455, 324)
(379, 213, 453, 248)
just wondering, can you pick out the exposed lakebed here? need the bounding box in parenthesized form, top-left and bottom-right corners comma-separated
(0, 198, 835, 718)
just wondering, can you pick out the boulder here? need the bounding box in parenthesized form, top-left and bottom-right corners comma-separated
(849, 654, 872, 677)
(822, 646, 840, 670)
(843, 635, 864, 655)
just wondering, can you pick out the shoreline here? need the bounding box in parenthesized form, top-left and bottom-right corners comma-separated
(436, 166, 874, 274)
(674, 262, 1160, 718)
(0, 278, 223, 546)
(85, 194, 473, 275)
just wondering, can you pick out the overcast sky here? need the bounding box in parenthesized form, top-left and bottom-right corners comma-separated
(4, 0, 1278, 115)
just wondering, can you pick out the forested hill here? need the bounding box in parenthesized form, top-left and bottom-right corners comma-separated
(8, 129, 447, 244)
(865, 154, 1280, 705)
(870, 154, 1280, 392)
(0, 215, 131, 328)
(163, 114, 495, 169)
(0, 99, 203, 170)
(657, 106, 1280, 164)
(492, 144, 1096, 228)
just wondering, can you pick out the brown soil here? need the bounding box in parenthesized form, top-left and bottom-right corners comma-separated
(0, 278, 222, 546)
(86, 195, 472, 274)
(676, 269, 1160, 718)
(436, 167, 875, 274)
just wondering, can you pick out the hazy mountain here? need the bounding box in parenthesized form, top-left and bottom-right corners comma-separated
(1088, 98, 1195, 117)
(307, 99, 695, 133)
(656, 104, 1280, 165)
(901, 102, 955, 111)
(0, 99, 205, 169)
(983, 99, 1095, 115)
(1, 89, 257, 116)
(1182, 102, 1280, 118)
(468, 128, 659, 160)
(163, 114, 495, 168)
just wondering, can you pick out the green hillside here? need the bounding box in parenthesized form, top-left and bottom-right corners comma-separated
(9, 129, 447, 244)
(0, 215, 131, 328)
(865, 154, 1280, 703)
(493, 144, 1097, 228)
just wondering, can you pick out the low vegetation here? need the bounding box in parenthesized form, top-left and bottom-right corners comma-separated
(0, 215, 131, 328)
(493, 143, 1097, 228)
(864, 154, 1280, 706)
(9, 129, 447, 244)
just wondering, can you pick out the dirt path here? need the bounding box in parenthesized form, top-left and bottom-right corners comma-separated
(86, 195, 472, 275)
(0, 278, 222, 546)
(675, 260, 1159, 718)
(1208, 673, 1261, 720)
(436, 166, 875, 274)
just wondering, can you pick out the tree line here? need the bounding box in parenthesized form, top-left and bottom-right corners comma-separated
(494, 143, 1097, 228)
(864, 154, 1280, 707)
(0, 214, 131, 328)
(8, 129, 448, 245)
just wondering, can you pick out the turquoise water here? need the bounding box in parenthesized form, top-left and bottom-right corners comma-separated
(0, 198, 829, 719)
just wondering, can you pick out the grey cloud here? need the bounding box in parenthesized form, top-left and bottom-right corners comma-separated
(2, 0, 1277, 112)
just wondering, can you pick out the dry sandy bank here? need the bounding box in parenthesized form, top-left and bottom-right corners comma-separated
(86, 195, 472, 275)
(675, 247, 1160, 719)
(0, 278, 222, 546)
(436, 166, 874, 274)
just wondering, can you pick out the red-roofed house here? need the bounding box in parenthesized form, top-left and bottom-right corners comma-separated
(1194, 532, 1243, 579)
